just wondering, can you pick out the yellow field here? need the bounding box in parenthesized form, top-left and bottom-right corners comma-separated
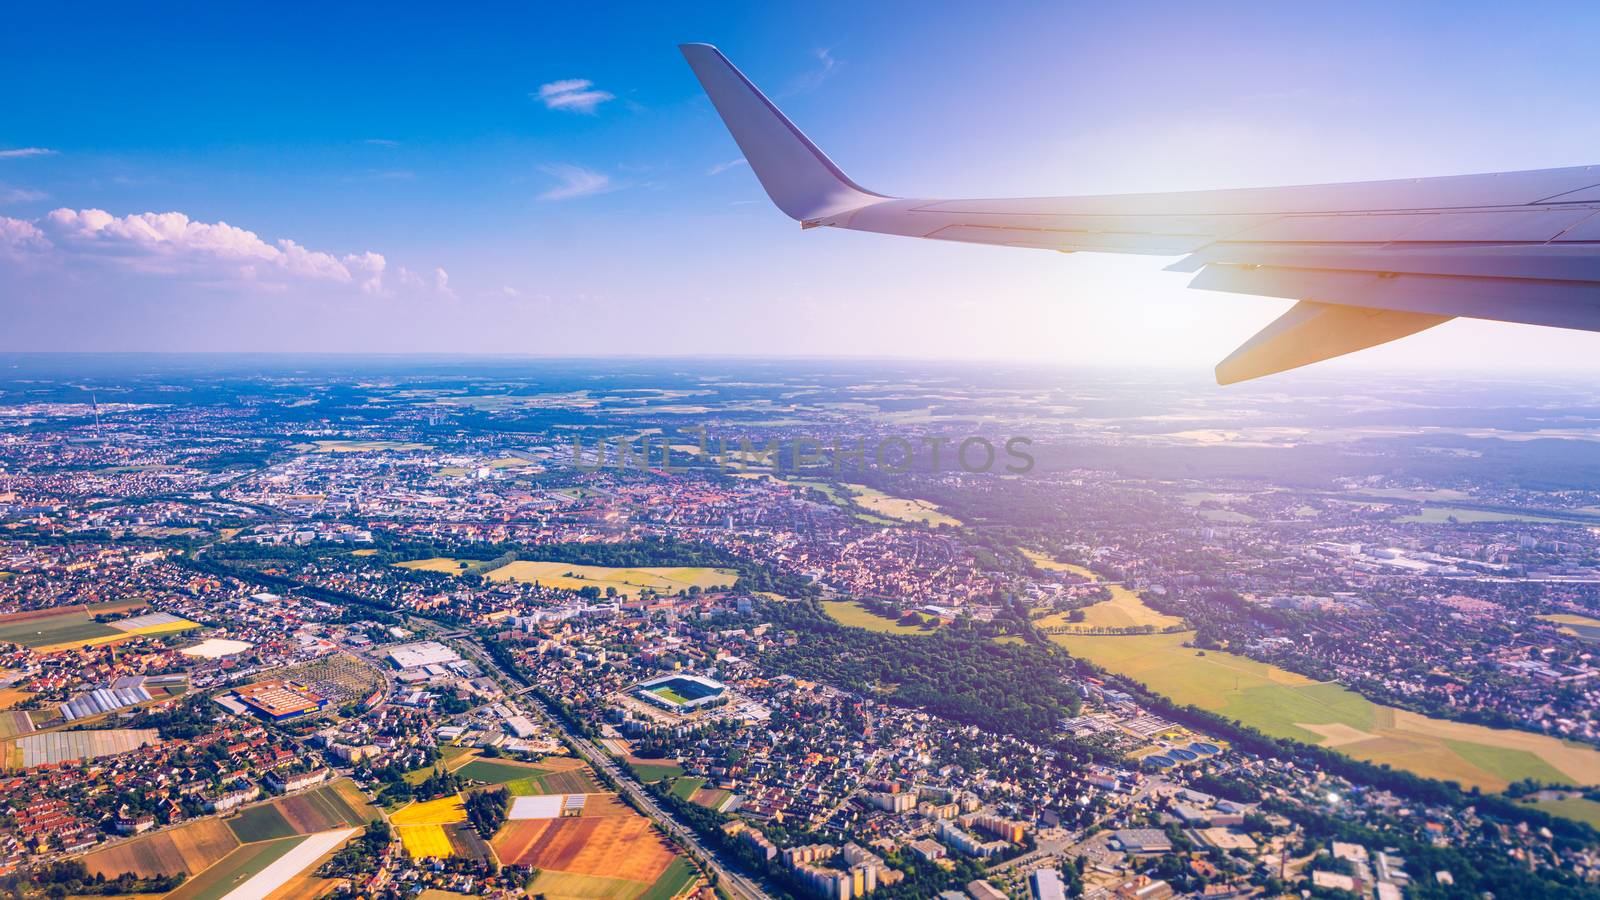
(486, 562, 737, 598)
(349, 548, 378, 557)
(126, 619, 201, 636)
(394, 557, 475, 574)
(0, 688, 33, 709)
(391, 795, 466, 826)
(529, 869, 656, 900)
(1540, 613, 1600, 626)
(397, 824, 454, 858)
(1057, 630, 1600, 791)
(1037, 585, 1184, 632)
(1022, 550, 1091, 574)
(842, 484, 961, 527)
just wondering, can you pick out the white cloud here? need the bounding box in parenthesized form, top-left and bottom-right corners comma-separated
(538, 164, 614, 201)
(786, 48, 838, 96)
(0, 147, 57, 159)
(0, 216, 48, 257)
(707, 158, 748, 176)
(0, 184, 47, 204)
(364, 138, 400, 147)
(537, 78, 615, 114)
(4, 207, 449, 299)
(433, 267, 457, 300)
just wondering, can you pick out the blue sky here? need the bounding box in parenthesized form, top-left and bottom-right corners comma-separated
(5, 1, 1600, 372)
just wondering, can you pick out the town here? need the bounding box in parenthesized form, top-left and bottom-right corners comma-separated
(1, 359, 1599, 899)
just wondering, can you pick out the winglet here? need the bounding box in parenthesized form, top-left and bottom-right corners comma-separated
(680, 43, 888, 223)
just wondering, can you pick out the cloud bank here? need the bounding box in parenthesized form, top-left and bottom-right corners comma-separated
(1, 207, 448, 299)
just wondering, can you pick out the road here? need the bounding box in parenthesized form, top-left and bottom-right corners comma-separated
(450, 636, 775, 900)
(188, 554, 774, 900)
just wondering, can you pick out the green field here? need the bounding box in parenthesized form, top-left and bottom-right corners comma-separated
(650, 686, 692, 704)
(638, 857, 698, 900)
(627, 760, 684, 783)
(668, 777, 706, 801)
(1400, 505, 1571, 524)
(841, 483, 961, 527)
(1055, 630, 1600, 791)
(228, 803, 296, 842)
(821, 600, 936, 634)
(0, 614, 119, 649)
(528, 869, 658, 900)
(164, 836, 305, 900)
(1521, 796, 1600, 829)
(456, 758, 550, 785)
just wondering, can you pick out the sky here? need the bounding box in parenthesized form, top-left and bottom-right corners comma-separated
(4, 1, 1600, 375)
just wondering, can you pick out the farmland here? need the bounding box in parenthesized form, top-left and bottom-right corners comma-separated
(1055, 630, 1600, 791)
(391, 794, 467, 826)
(449, 752, 599, 794)
(0, 602, 198, 653)
(492, 815, 679, 888)
(213, 827, 358, 900)
(78, 784, 375, 897)
(398, 823, 454, 858)
(230, 780, 378, 842)
(622, 755, 684, 783)
(0, 710, 35, 740)
(82, 817, 240, 880)
(668, 776, 730, 810)
(392, 793, 470, 860)
(162, 835, 307, 900)
(390, 790, 496, 861)
(456, 757, 550, 785)
(6, 727, 160, 768)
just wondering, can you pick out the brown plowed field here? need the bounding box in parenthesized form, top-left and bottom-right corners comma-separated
(491, 816, 674, 882)
(82, 818, 240, 879)
(277, 782, 374, 832)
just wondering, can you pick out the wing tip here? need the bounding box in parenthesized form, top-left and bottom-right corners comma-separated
(679, 41, 885, 222)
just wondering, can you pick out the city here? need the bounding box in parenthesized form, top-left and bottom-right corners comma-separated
(0, 358, 1598, 898)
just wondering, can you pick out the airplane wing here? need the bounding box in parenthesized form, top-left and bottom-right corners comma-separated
(679, 43, 1600, 383)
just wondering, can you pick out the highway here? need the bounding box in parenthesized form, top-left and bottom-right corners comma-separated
(450, 635, 775, 900)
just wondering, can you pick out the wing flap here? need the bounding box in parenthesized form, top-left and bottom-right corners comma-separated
(1190, 263, 1600, 332)
(1215, 301, 1452, 385)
